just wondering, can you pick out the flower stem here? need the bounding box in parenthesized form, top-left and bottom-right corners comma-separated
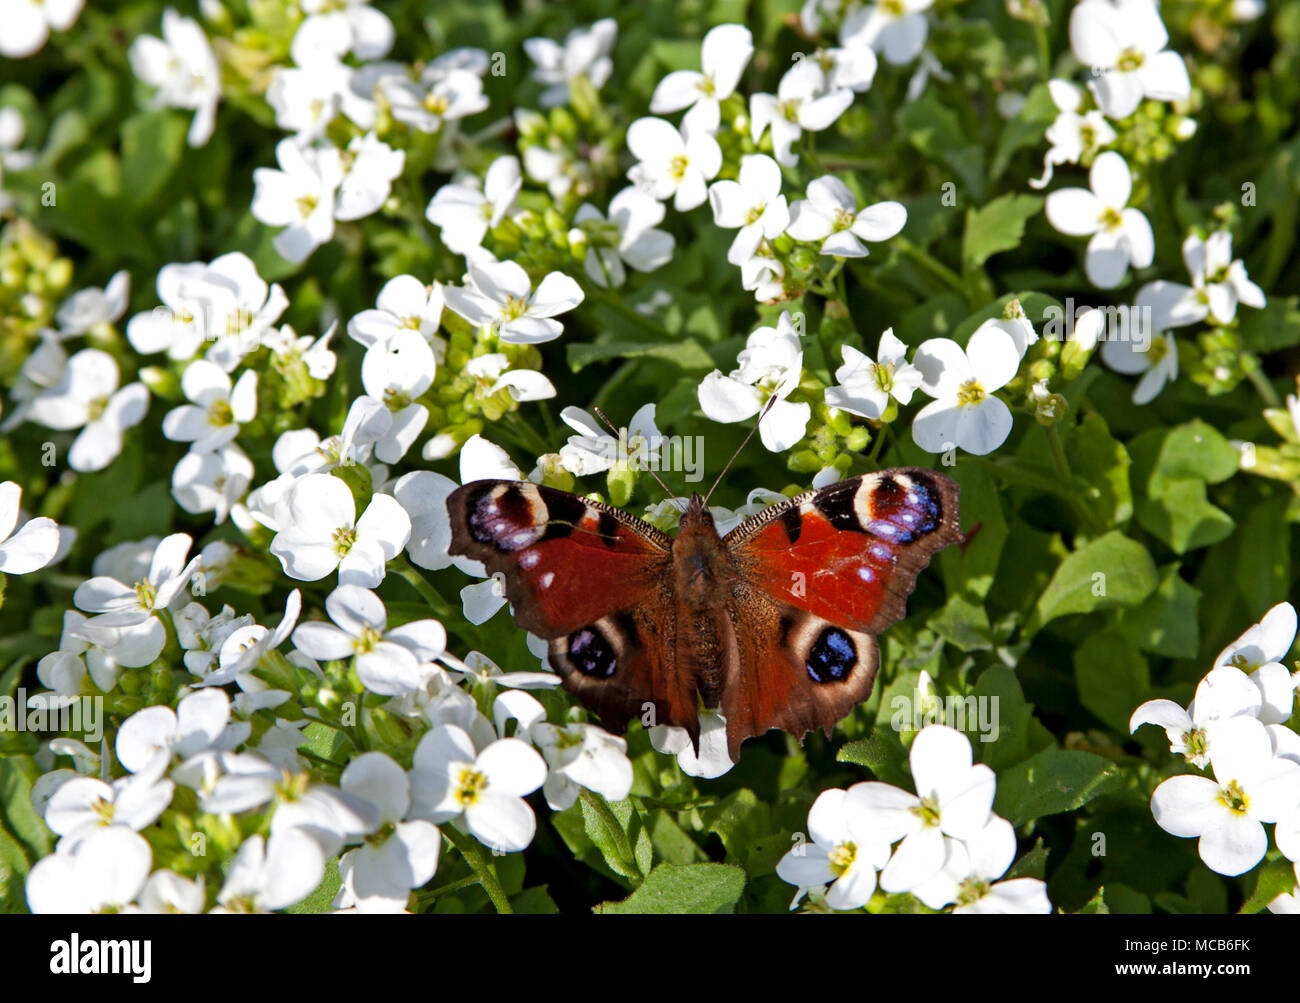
(585, 286, 675, 342)
(390, 554, 458, 622)
(442, 825, 514, 914)
(1245, 363, 1282, 408)
(894, 237, 969, 301)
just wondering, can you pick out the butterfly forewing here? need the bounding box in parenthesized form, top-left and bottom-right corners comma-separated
(723, 468, 962, 635)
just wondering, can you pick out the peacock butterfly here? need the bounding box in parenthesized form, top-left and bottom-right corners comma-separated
(446, 467, 961, 762)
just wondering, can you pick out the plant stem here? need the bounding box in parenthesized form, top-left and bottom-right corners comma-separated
(443, 825, 513, 914)
(894, 237, 969, 300)
(390, 554, 458, 622)
(1245, 364, 1282, 408)
(586, 287, 675, 342)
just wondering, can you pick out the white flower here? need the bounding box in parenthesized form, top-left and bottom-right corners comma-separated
(1070, 0, 1190, 119)
(162, 361, 258, 454)
(44, 766, 174, 847)
(1045, 151, 1153, 289)
(213, 831, 325, 913)
(650, 23, 754, 134)
(392, 470, 461, 572)
(855, 725, 997, 893)
(359, 330, 437, 463)
(26, 349, 149, 473)
(649, 709, 736, 778)
(263, 321, 338, 381)
(138, 870, 205, 914)
(56, 271, 130, 337)
(841, 0, 936, 66)
(626, 117, 722, 212)
(266, 58, 348, 144)
(74, 532, 199, 630)
(251, 139, 343, 264)
(698, 311, 811, 452)
(292, 585, 445, 697)
(1131, 665, 1265, 769)
(574, 186, 675, 287)
(818, 44, 879, 93)
(383, 69, 489, 133)
(0, 481, 59, 575)
(336, 131, 405, 221)
(443, 260, 585, 345)
(707, 154, 791, 266)
(0, 0, 83, 59)
(115, 689, 247, 773)
(26, 825, 151, 914)
(787, 176, 906, 258)
(269, 473, 411, 587)
(749, 61, 854, 167)
(1150, 716, 1300, 876)
(825, 328, 923, 420)
(463, 353, 556, 404)
(911, 816, 1052, 913)
(1212, 602, 1297, 726)
(1100, 329, 1177, 405)
(409, 724, 547, 852)
(172, 444, 254, 524)
(348, 274, 446, 350)
(1182, 231, 1267, 325)
(334, 752, 440, 912)
(425, 156, 522, 255)
(125, 252, 288, 366)
(524, 18, 617, 108)
(128, 9, 221, 146)
(911, 326, 1019, 455)
(298, 0, 393, 62)
(776, 787, 892, 910)
(1029, 80, 1117, 190)
(559, 403, 661, 476)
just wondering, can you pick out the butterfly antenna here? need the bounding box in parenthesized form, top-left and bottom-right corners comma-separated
(701, 394, 779, 508)
(592, 407, 685, 512)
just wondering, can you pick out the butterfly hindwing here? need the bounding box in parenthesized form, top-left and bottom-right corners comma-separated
(724, 468, 962, 635)
(720, 586, 880, 761)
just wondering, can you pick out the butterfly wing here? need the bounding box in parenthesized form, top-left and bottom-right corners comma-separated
(718, 468, 961, 756)
(446, 480, 699, 741)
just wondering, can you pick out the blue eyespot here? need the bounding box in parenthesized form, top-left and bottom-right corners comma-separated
(806, 626, 856, 684)
(568, 626, 616, 678)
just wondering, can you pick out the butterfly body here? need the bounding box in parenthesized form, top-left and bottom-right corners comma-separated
(447, 469, 960, 761)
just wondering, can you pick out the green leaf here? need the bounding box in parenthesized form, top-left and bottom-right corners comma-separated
(286, 856, 341, 914)
(120, 110, 188, 209)
(1006, 838, 1049, 880)
(1071, 411, 1133, 528)
(594, 862, 746, 914)
(567, 339, 714, 373)
(994, 748, 1121, 826)
(1136, 478, 1235, 553)
(837, 728, 911, 787)
(1115, 565, 1201, 659)
(1074, 630, 1150, 733)
(1075, 887, 1110, 914)
(1031, 531, 1158, 629)
(961, 193, 1042, 270)
(971, 666, 1035, 771)
(581, 794, 650, 886)
(1239, 858, 1296, 914)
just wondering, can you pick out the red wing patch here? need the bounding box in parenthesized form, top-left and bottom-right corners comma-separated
(724, 468, 962, 634)
(446, 480, 672, 637)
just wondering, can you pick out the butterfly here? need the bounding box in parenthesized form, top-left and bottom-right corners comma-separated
(446, 468, 961, 762)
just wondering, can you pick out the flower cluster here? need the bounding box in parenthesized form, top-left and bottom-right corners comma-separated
(777, 725, 1051, 913)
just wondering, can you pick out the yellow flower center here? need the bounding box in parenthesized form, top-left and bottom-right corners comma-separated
(957, 379, 987, 406)
(209, 399, 235, 426)
(1218, 779, 1250, 815)
(668, 153, 690, 182)
(1099, 206, 1123, 231)
(1117, 47, 1145, 73)
(454, 766, 488, 806)
(332, 526, 357, 556)
(828, 841, 857, 877)
(911, 795, 942, 827)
